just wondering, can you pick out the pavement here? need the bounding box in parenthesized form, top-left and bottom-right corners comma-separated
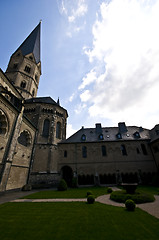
(0, 188, 159, 219)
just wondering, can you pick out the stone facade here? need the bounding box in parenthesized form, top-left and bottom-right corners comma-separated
(0, 23, 159, 192)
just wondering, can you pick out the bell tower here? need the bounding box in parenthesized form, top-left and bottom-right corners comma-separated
(5, 22, 41, 99)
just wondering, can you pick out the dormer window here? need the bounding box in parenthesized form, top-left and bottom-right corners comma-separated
(24, 65, 31, 73)
(99, 134, 104, 140)
(133, 131, 140, 138)
(116, 133, 122, 139)
(81, 134, 86, 141)
(29, 56, 33, 60)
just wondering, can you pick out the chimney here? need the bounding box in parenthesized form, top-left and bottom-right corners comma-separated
(118, 122, 127, 133)
(95, 123, 102, 134)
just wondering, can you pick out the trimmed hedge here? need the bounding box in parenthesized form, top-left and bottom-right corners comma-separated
(125, 199, 136, 211)
(110, 190, 155, 204)
(58, 179, 68, 191)
(21, 184, 32, 191)
(87, 191, 93, 197)
(87, 195, 95, 204)
(107, 187, 113, 193)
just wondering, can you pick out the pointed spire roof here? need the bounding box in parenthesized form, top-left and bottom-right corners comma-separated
(15, 22, 41, 63)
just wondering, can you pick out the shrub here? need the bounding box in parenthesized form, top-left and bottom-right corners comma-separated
(125, 199, 136, 211)
(87, 195, 95, 204)
(110, 190, 155, 204)
(72, 177, 78, 188)
(58, 179, 67, 191)
(21, 184, 32, 191)
(107, 187, 113, 193)
(86, 191, 93, 197)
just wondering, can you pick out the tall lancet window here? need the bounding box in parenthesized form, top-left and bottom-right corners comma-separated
(42, 119, 50, 137)
(56, 121, 61, 139)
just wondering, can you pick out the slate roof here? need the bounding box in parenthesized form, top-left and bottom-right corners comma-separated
(61, 123, 151, 144)
(25, 97, 57, 105)
(14, 23, 41, 64)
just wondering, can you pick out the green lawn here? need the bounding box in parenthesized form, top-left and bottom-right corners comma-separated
(22, 185, 159, 199)
(21, 186, 109, 199)
(0, 202, 159, 240)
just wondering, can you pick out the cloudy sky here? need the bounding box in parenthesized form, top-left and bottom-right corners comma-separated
(1, 0, 159, 137)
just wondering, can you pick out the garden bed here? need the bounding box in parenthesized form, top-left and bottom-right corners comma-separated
(110, 190, 155, 204)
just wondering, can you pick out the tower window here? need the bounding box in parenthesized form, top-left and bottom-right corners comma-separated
(101, 145, 107, 156)
(32, 89, 35, 97)
(24, 65, 31, 73)
(56, 122, 61, 139)
(141, 144, 148, 155)
(121, 144, 127, 156)
(13, 63, 18, 69)
(20, 81, 26, 89)
(42, 119, 50, 137)
(82, 146, 87, 158)
(0, 110, 8, 135)
(35, 74, 38, 81)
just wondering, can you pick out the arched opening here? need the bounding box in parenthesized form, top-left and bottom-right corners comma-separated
(61, 166, 73, 187)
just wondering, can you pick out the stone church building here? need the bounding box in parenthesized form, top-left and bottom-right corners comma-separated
(0, 23, 158, 192)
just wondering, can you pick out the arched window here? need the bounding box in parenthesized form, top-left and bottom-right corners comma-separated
(56, 121, 61, 139)
(141, 144, 148, 155)
(101, 145, 107, 156)
(82, 146, 87, 158)
(20, 81, 26, 89)
(121, 144, 127, 156)
(42, 119, 50, 137)
(64, 150, 67, 158)
(18, 130, 31, 147)
(0, 110, 8, 135)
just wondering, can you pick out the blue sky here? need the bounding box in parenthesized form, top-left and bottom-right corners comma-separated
(1, 0, 159, 137)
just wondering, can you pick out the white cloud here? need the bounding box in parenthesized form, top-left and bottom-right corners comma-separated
(79, 69, 97, 89)
(74, 103, 87, 114)
(79, 0, 159, 129)
(57, 0, 88, 22)
(80, 89, 91, 102)
(66, 124, 77, 138)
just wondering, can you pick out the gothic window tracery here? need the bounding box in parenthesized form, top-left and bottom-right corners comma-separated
(18, 130, 31, 147)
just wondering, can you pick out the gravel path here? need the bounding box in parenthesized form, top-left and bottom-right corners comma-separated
(96, 194, 159, 219)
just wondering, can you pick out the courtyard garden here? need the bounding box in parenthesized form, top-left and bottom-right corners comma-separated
(0, 185, 158, 240)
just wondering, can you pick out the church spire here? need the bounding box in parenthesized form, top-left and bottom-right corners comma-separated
(14, 22, 41, 64)
(5, 23, 42, 100)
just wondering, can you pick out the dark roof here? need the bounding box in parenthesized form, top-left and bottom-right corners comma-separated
(25, 97, 57, 105)
(14, 23, 41, 63)
(61, 124, 151, 144)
